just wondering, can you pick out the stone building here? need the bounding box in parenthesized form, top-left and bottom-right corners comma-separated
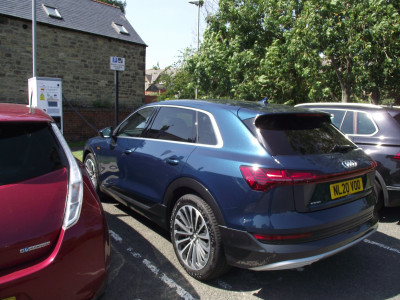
(0, 0, 147, 140)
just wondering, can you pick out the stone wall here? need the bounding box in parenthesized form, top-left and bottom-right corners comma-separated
(0, 15, 146, 108)
(63, 107, 134, 142)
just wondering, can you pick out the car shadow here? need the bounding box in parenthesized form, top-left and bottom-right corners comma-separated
(379, 206, 400, 224)
(210, 230, 400, 300)
(100, 198, 399, 300)
(100, 201, 199, 300)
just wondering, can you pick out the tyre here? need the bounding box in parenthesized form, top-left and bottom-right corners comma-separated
(84, 153, 99, 191)
(170, 194, 229, 281)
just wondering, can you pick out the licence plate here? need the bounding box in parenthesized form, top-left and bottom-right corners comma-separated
(330, 177, 363, 200)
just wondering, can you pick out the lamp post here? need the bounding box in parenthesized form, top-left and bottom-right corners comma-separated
(32, 0, 37, 77)
(189, 0, 203, 99)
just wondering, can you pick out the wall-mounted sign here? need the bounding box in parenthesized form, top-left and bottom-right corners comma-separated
(110, 56, 125, 71)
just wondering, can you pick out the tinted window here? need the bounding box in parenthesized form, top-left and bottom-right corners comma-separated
(0, 122, 64, 186)
(118, 107, 155, 137)
(147, 107, 196, 142)
(321, 109, 346, 128)
(197, 112, 217, 145)
(356, 111, 376, 135)
(245, 114, 354, 156)
(340, 111, 354, 134)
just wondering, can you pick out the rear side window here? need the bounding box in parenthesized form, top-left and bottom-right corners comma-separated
(0, 122, 64, 186)
(244, 114, 354, 156)
(197, 112, 217, 145)
(341, 111, 354, 134)
(356, 111, 377, 135)
(146, 107, 196, 142)
(321, 109, 346, 128)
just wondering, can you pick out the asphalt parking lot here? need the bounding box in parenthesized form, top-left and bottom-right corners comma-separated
(100, 199, 400, 300)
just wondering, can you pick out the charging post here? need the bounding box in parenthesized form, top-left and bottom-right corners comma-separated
(28, 77, 63, 132)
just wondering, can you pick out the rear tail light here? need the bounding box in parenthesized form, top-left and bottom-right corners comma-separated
(240, 166, 318, 191)
(52, 124, 83, 229)
(240, 161, 376, 192)
(392, 153, 400, 161)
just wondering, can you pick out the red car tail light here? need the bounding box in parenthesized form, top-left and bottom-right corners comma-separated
(52, 124, 83, 229)
(392, 153, 400, 161)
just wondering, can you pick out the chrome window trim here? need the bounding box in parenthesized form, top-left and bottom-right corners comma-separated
(117, 104, 224, 148)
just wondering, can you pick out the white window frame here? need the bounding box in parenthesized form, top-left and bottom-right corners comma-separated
(42, 4, 62, 19)
(112, 22, 129, 35)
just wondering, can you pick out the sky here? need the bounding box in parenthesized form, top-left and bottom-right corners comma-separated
(125, 0, 210, 70)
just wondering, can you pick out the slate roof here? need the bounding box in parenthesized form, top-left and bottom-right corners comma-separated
(0, 0, 146, 46)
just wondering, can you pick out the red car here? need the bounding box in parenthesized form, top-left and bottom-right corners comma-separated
(0, 104, 110, 299)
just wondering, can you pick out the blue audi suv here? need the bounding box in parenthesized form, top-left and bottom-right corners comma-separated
(84, 100, 378, 280)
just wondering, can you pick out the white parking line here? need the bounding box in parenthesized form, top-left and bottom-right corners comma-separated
(126, 248, 197, 300)
(216, 280, 232, 290)
(364, 239, 400, 255)
(109, 230, 123, 243)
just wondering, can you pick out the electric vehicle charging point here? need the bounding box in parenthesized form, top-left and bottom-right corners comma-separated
(28, 77, 63, 132)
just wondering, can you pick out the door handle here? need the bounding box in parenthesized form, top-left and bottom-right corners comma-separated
(124, 149, 133, 154)
(166, 157, 180, 165)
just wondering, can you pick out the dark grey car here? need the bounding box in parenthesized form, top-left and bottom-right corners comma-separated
(296, 103, 400, 209)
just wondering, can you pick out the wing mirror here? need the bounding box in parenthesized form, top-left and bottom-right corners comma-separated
(98, 127, 114, 138)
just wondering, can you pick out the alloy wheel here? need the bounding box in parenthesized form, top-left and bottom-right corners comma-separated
(172, 205, 211, 270)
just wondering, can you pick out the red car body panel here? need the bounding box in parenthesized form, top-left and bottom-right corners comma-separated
(0, 168, 67, 270)
(0, 103, 53, 122)
(0, 172, 110, 300)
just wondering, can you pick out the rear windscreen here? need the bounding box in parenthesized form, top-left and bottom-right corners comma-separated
(0, 122, 65, 186)
(244, 114, 355, 156)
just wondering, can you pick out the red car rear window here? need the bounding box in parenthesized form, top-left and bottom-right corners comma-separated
(0, 122, 65, 186)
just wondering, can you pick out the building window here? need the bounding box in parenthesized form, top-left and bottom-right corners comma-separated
(42, 4, 62, 19)
(112, 22, 129, 35)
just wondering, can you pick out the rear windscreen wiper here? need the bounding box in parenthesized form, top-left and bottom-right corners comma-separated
(330, 144, 356, 153)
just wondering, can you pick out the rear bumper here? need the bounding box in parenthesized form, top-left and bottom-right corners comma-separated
(220, 214, 378, 270)
(0, 181, 110, 300)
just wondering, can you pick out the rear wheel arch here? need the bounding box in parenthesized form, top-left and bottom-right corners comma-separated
(375, 171, 388, 207)
(163, 177, 226, 228)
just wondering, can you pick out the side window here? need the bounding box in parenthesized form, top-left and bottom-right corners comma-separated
(197, 112, 217, 145)
(117, 107, 155, 137)
(147, 107, 195, 142)
(356, 111, 377, 135)
(340, 111, 354, 134)
(322, 109, 346, 129)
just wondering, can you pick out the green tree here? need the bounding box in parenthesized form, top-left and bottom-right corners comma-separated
(174, 0, 400, 104)
(289, 0, 400, 103)
(97, 0, 126, 13)
(157, 49, 197, 100)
